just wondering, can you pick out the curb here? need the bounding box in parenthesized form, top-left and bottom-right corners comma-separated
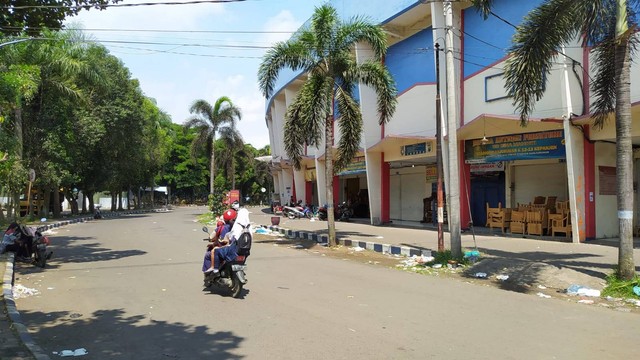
(3, 253, 50, 360)
(2, 208, 169, 360)
(264, 225, 432, 257)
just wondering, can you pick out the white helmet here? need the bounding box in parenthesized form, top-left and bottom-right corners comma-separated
(231, 201, 240, 211)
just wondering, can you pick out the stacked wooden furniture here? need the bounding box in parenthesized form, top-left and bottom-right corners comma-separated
(486, 202, 511, 233)
(510, 210, 526, 234)
(550, 200, 572, 238)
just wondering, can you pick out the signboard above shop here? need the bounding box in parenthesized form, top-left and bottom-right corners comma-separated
(401, 141, 433, 156)
(337, 156, 366, 176)
(464, 130, 565, 164)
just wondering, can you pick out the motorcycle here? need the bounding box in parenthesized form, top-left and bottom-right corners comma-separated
(31, 229, 52, 268)
(282, 204, 305, 219)
(317, 202, 351, 221)
(201, 226, 248, 298)
(337, 202, 352, 222)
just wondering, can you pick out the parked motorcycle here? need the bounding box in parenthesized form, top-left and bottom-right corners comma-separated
(31, 229, 52, 268)
(337, 202, 352, 222)
(282, 205, 305, 219)
(201, 226, 248, 298)
(317, 202, 351, 221)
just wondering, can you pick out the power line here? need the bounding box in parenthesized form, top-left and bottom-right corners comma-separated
(2, 0, 251, 10)
(1, 25, 294, 35)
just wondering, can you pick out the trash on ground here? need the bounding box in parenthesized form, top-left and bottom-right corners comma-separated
(12, 284, 40, 299)
(55, 348, 88, 357)
(536, 292, 551, 299)
(432, 263, 443, 269)
(464, 250, 481, 263)
(578, 299, 594, 304)
(626, 298, 640, 307)
(538, 285, 547, 289)
(495, 274, 509, 281)
(255, 228, 270, 234)
(566, 284, 601, 297)
(351, 246, 365, 252)
(399, 255, 435, 268)
(633, 286, 640, 296)
(474, 272, 487, 278)
(290, 244, 304, 249)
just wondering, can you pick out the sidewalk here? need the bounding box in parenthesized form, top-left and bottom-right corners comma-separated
(250, 208, 640, 292)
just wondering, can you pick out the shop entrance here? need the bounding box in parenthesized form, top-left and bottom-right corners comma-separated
(470, 172, 505, 227)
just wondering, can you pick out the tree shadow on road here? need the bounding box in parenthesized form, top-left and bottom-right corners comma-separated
(14, 235, 146, 272)
(19, 308, 244, 359)
(460, 248, 637, 293)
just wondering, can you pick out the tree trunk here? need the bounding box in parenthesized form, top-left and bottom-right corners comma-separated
(53, 188, 61, 218)
(325, 114, 337, 246)
(210, 135, 216, 195)
(118, 191, 123, 211)
(615, 35, 635, 280)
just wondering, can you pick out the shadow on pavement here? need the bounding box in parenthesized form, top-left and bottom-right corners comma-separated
(18, 308, 244, 359)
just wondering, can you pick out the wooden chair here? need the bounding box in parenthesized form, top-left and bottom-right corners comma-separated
(533, 196, 546, 205)
(551, 211, 572, 239)
(547, 209, 564, 235)
(487, 207, 512, 233)
(545, 196, 557, 209)
(526, 210, 545, 236)
(510, 210, 526, 235)
(485, 202, 501, 226)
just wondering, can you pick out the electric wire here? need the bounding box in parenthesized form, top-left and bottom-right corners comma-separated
(2, 0, 251, 10)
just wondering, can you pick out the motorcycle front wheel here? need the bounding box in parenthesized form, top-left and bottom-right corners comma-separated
(230, 273, 243, 298)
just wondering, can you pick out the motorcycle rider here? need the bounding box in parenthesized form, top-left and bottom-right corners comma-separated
(210, 208, 250, 274)
(203, 208, 237, 273)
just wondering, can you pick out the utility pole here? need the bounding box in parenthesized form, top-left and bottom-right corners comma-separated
(444, 0, 462, 257)
(434, 43, 445, 252)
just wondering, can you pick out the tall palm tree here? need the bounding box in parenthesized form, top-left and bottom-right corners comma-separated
(185, 96, 242, 195)
(472, 0, 637, 279)
(215, 127, 245, 190)
(258, 5, 397, 246)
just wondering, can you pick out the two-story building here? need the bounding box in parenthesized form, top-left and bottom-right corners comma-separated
(264, 0, 640, 242)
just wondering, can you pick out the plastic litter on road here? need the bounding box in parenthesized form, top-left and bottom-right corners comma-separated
(12, 284, 40, 299)
(495, 275, 509, 281)
(633, 286, 640, 296)
(566, 284, 601, 297)
(351, 246, 365, 252)
(536, 292, 551, 299)
(54, 348, 88, 357)
(474, 272, 487, 278)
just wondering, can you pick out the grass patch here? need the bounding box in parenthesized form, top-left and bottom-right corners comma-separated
(425, 250, 472, 267)
(197, 212, 216, 225)
(602, 271, 640, 299)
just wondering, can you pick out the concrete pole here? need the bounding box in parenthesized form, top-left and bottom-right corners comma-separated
(444, 1, 462, 257)
(561, 46, 582, 243)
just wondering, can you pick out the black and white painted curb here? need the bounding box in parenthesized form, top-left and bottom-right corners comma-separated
(2, 208, 169, 360)
(263, 225, 433, 257)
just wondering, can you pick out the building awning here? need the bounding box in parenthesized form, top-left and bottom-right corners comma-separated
(367, 135, 435, 153)
(457, 114, 563, 141)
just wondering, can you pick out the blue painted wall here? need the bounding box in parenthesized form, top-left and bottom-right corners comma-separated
(267, 0, 424, 109)
(386, 28, 435, 94)
(462, 0, 542, 78)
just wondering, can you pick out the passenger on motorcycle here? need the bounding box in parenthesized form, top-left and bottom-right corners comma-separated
(203, 209, 237, 273)
(209, 208, 250, 274)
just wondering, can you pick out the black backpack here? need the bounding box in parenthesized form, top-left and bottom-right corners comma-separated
(236, 223, 252, 256)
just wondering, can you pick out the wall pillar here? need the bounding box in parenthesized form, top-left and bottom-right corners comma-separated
(459, 141, 471, 229)
(365, 151, 383, 225)
(315, 159, 327, 206)
(293, 167, 305, 204)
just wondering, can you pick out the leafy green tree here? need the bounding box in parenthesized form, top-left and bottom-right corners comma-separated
(258, 5, 397, 246)
(0, 0, 121, 36)
(472, 0, 636, 279)
(185, 96, 242, 196)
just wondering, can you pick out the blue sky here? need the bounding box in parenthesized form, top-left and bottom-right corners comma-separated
(64, 0, 326, 149)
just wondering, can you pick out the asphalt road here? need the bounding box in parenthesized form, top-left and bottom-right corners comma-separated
(12, 207, 640, 359)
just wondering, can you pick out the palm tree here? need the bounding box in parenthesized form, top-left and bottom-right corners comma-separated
(472, 0, 636, 279)
(185, 96, 242, 195)
(215, 128, 245, 190)
(258, 4, 397, 246)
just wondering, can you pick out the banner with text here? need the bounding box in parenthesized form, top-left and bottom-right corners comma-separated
(464, 130, 565, 163)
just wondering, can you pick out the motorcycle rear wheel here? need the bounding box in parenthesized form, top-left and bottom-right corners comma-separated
(230, 273, 243, 298)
